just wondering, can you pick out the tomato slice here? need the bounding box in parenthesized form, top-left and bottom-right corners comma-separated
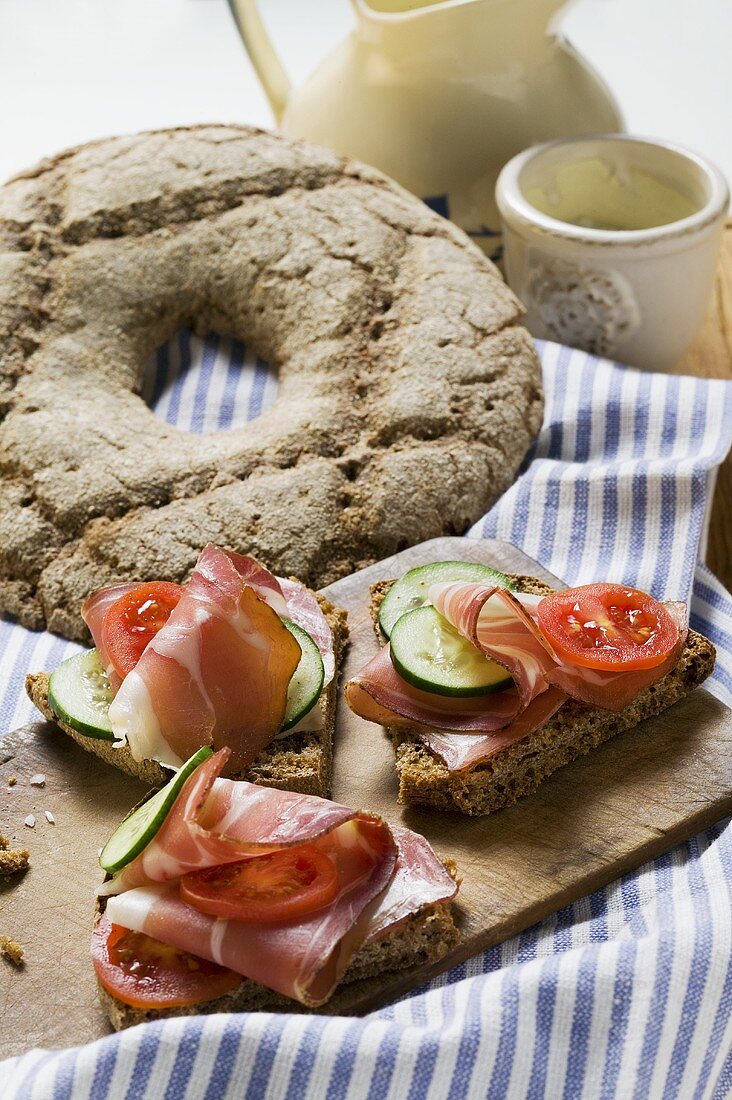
(180, 845, 339, 923)
(102, 581, 184, 680)
(537, 583, 678, 671)
(91, 916, 241, 1010)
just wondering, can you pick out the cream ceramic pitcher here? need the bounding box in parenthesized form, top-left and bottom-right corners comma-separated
(231, 0, 624, 259)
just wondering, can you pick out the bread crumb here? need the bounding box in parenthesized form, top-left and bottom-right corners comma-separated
(0, 936, 24, 967)
(24, 815, 35, 829)
(7, 776, 16, 787)
(0, 834, 8, 850)
(44, 810, 55, 824)
(443, 858, 463, 887)
(29, 774, 45, 787)
(0, 846, 29, 878)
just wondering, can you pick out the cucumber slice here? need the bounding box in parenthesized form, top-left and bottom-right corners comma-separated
(378, 560, 516, 638)
(100, 746, 213, 874)
(389, 605, 513, 697)
(48, 649, 115, 740)
(282, 620, 325, 731)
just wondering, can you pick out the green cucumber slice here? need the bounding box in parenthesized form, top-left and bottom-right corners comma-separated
(378, 560, 516, 638)
(282, 620, 325, 731)
(389, 605, 513, 697)
(48, 649, 115, 741)
(99, 746, 213, 874)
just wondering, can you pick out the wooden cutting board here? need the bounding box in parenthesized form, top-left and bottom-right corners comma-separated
(0, 537, 730, 1056)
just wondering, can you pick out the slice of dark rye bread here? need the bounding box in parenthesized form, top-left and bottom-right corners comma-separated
(25, 592, 349, 798)
(95, 875, 460, 1029)
(370, 576, 717, 816)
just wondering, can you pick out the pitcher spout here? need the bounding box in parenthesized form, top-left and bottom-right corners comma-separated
(354, 0, 569, 28)
(353, 0, 570, 55)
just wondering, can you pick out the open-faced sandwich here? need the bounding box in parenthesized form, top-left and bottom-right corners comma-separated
(92, 746, 459, 1025)
(26, 544, 348, 797)
(345, 561, 716, 815)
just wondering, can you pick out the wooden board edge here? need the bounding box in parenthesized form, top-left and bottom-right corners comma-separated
(328, 770, 732, 1016)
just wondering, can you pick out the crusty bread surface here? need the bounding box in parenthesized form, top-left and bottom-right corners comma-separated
(26, 592, 348, 798)
(370, 576, 716, 816)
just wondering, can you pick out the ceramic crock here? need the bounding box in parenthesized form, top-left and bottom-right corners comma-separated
(496, 135, 729, 370)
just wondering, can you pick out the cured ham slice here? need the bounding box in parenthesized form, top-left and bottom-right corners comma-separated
(345, 646, 523, 733)
(365, 825, 457, 939)
(81, 552, 336, 756)
(102, 815, 454, 1007)
(418, 687, 567, 772)
(428, 582, 557, 706)
(278, 578, 335, 686)
(345, 583, 558, 739)
(546, 602, 688, 711)
(101, 748, 366, 895)
(108, 546, 301, 771)
(82, 582, 138, 690)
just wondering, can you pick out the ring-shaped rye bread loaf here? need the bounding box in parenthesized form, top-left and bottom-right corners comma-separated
(0, 125, 542, 641)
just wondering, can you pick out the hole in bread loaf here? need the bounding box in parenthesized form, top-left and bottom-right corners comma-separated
(140, 330, 278, 434)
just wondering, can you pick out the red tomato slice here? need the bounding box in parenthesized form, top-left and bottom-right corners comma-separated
(537, 583, 678, 671)
(91, 916, 241, 1010)
(180, 845, 339, 923)
(102, 581, 184, 680)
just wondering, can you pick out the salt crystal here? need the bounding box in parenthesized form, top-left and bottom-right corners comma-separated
(30, 774, 46, 787)
(24, 815, 35, 828)
(44, 810, 55, 824)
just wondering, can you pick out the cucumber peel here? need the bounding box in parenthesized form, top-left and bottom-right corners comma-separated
(99, 746, 213, 874)
(378, 560, 516, 639)
(282, 619, 325, 730)
(389, 605, 513, 697)
(48, 649, 115, 741)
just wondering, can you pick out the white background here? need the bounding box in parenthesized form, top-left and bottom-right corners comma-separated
(1, 0, 731, 187)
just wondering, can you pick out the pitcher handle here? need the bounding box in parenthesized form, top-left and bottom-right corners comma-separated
(228, 0, 291, 123)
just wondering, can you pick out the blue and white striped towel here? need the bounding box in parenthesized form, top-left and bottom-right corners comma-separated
(3, 336, 732, 1100)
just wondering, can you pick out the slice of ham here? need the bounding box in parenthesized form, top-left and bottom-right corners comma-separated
(345, 646, 523, 733)
(546, 601, 689, 711)
(277, 578, 335, 687)
(103, 821, 388, 1007)
(364, 825, 458, 939)
(81, 554, 335, 749)
(82, 553, 288, 677)
(428, 582, 558, 706)
(418, 686, 567, 771)
(101, 747, 363, 896)
(344, 582, 557, 738)
(82, 582, 138, 691)
(108, 546, 301, 771)
(216, 549, 289, 616)
(102, 804, 454, 1007)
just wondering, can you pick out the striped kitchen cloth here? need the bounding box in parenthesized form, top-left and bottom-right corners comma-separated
(2, 336, 732, 1099)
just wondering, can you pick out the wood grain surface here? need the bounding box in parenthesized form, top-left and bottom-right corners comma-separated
(0, 537, 729, 1056)
(675, 220, 732, 589)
